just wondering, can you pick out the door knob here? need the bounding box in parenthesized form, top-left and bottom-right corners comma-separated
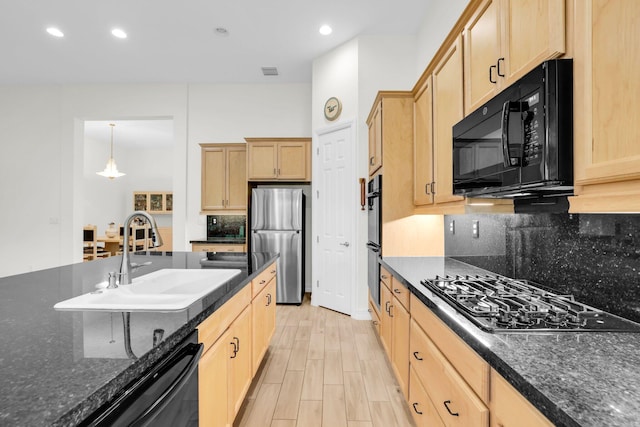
(339, 242, 350, 247)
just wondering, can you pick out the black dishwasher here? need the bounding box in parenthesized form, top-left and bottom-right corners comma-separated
(81, 331, 203, 427)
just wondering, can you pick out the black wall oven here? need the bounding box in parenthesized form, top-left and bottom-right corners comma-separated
(453, 59, 573, 199)
(366, 175, 381, 308)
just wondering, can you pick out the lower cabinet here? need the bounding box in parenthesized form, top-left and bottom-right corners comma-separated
(409, 365, 444, 427)
(198, 262, 277, 427)
(252, 278, 276, 375)
(191, 243, 246, 252)
(489, 369, 554, 427)
(373, 280, 554, 427)
(379, 267, 410, 399)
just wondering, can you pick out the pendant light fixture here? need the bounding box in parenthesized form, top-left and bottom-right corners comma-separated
(97, 123, 126, 179)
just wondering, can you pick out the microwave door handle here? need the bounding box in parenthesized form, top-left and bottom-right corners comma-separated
(501, 101, 520, 167)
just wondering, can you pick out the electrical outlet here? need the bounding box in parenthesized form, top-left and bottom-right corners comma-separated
(472, 220, 480, 238)
(449, 220, 455, 234)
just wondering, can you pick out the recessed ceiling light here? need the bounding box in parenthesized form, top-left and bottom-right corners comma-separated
(215, 27, 229, 37)
(111, 28, 127, 39)
(319, 25, 332, 36)
(46, 27, 64, 38)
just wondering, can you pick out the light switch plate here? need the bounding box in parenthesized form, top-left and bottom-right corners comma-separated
(449, 220, 455, 234)
(472, 220, 479, 238)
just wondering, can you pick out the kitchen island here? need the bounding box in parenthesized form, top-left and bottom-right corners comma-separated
(0, 251, 277, 426)
(382, 256, 640, 427)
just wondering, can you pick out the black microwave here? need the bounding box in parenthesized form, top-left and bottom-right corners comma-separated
(452, 59, 573, 198)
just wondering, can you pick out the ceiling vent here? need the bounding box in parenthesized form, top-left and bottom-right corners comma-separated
(261, 67, 279, 76)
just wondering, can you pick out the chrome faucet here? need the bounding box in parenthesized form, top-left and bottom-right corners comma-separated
(118, 210, 164, 285)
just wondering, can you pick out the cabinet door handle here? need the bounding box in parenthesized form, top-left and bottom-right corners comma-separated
(260, 279, 266, 284)
(222, 199, 225, 206)
(372, 320, 379, 326)
(425, 183, 430, 195)
(230, 341, 237, 358)
(273, 168, 276, 175)
(233, 336, 240, 352)
(368, 308, 372, 313)
(388, 304, 394, 318)
(266, 293, 272, 306)
(381, 274, 388, 280)
(412, 402, 423, 415)
(443, 400, 459, 416)
(413, 351, 423, 361)
(430, 182, 436, 195)
(369, 156, 374, 166)
(489, 64, 497, 84)
(385, 301, 390, 313)
(497, 57, 505, 77)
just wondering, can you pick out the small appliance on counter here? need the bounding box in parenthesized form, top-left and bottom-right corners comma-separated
(206, 215, 246, 242)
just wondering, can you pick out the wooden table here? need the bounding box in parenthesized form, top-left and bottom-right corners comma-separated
(97, 236, 122, 256)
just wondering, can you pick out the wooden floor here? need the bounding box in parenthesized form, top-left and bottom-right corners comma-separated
(234, 294, 416, 427)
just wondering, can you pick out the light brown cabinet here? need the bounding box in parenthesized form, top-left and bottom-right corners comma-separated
(433, 36, 466, 206)
(413, 76, 434, 206)
(198, 264, 277, 426)
(245, 137, 311, 181)
(409, 365, 445, 427)
(463, 0, 566, 114)
(368, 101, 383, 176)
(569, 0, 640, 212)
(379, 267, 410, 399)
(251, 264, 276, 375)
(200, 143, 247, 212)
(490, 369, 554, 427)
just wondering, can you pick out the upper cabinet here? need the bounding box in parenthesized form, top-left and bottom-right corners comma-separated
(463, 0, 566, 114)
(200, 143, 247, 212)
(246, 137, 311, 181)
(413, 76, 434, 206)
(133, 191, 173, 214)
(368, 102, 383, 177)
(432, 35, 466, 206)
(366, 92, 415, 223)
(569, 0, 640, 212)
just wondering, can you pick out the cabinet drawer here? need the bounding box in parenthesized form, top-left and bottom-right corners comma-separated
(390, 277, 410, 311)
(192, 243, 246, 253)
(410, 319, 488, 427)
(198, 285, 251, 350)
(368, 297, 381, 335)
(251, 262, 277, 298)
(409, 365, 444, 427)
(380, 266, 392, 291)
(410, 293, 489, 402)
(490, 369, 553, 427)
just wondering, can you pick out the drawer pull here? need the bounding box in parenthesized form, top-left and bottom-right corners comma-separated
(393, 288, 401, 294)
(368, 308, 372, 313)
(270, 270, 276, 274)
(381, 274, 388, 279)
(443, 400, 459, 416)
(412, 402, 423, 415)
(260, 279, 266, 284)
(372, 320, 379, 326)
(413, 351, 423, 361)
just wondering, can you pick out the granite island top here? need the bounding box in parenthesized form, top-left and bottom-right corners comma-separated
(382, 256, 640, 427)
(0, 251, 278, 427)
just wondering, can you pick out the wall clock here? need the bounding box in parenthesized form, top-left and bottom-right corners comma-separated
(324, 97, 342, 121)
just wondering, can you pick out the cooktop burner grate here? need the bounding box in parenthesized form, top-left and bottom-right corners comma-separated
(420, 274, 640, 333)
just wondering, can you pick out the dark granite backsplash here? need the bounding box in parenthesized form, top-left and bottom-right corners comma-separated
(207, 215, 246, 238)
(444, 213, 640, 323)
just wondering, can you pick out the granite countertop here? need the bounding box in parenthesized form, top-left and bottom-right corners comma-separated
(190, 237, 246, 244)
(381, 256, 640, 427)
(0, 251, 278, 427)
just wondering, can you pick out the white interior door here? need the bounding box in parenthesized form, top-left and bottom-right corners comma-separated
(313, 122, 355, 315)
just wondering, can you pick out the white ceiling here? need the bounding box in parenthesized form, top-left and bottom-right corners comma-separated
(1, 0, 431, 85)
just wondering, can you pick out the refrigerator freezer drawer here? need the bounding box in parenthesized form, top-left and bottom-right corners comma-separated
(251, 230, 302, 304)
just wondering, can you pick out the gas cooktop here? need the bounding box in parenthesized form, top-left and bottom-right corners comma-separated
(420, 274, 640, 333)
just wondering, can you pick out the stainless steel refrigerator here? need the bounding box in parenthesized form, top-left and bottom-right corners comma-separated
(251, 188, 304, 304)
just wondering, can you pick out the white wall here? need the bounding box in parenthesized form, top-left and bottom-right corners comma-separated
(0, 83, 311, 278)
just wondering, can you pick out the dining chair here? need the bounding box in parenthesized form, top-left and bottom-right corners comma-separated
(83, 225, 111, 261)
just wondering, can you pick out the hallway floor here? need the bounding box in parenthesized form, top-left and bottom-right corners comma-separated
(233, 294, 416, 427)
